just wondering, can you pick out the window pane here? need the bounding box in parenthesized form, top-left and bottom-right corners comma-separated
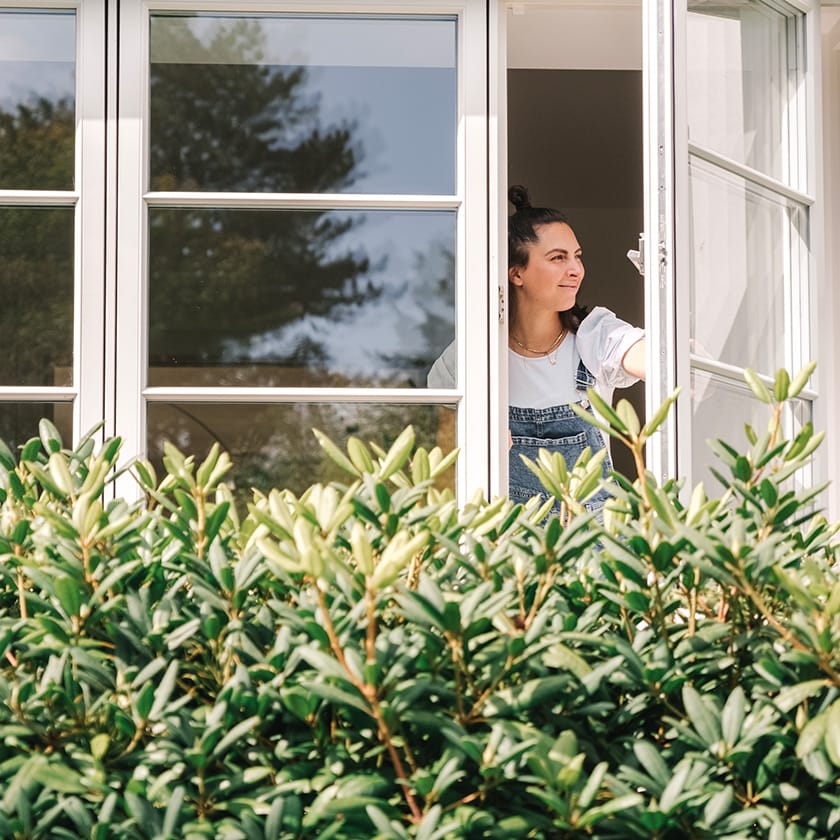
(691, 372, 810, 492)
(148, 208, 456, 388)
(0, 208, 74, 386)
(149, 14, 456, 194)
(0, 402, 73, 454)
(689, 157, 806, 376)
(147, 402, 456, 499)
(687, 1, 790, 182)
(0, 10, 75, 189)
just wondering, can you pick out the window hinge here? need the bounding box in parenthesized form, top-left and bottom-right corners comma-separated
(498, 285, 506, 322)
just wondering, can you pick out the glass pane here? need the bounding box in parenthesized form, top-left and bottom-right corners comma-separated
(148, 208, 456, 388)
(687, 1, 790, 181)
(0, 10, 76, 189)
(691, 371, 810, 493)
(149, 14, 456, 194)
(147, 402, 456, 500)
(0, 208, 74, 386)
(0, 402, 73, 455)
(689, 157, 806, 375)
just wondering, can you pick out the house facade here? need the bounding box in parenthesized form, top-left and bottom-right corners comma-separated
(1, 0, 838, 513)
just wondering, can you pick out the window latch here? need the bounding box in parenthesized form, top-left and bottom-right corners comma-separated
(626, 232, 645, 277)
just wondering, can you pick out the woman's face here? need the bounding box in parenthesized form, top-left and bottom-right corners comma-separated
(509, 222, 584, 313)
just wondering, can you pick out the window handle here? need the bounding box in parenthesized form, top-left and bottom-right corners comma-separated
(626, 233, 645, 277)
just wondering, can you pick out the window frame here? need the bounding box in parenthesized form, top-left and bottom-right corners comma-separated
(114, 0, 491, 500)
(0, 0, 107, 446)
(655, 0, 821, 491)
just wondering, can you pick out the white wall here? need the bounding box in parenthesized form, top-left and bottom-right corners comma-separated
(507, 2, 642, 71)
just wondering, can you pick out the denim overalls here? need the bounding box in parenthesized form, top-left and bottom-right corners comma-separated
(508, 359, 612, 515)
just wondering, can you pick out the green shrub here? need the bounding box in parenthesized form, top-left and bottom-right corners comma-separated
(1, 363, 839, 839)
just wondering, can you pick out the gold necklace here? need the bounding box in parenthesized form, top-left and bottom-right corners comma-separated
(511, 328, 567, 365)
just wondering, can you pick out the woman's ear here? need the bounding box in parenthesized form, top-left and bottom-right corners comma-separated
(509, 265, 523, 287)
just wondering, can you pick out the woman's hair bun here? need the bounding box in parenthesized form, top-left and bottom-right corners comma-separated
(508, 184, 532, 212)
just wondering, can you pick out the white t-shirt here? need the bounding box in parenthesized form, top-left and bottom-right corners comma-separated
(427, 306, 643, 406)
(509, 306, 643, 408)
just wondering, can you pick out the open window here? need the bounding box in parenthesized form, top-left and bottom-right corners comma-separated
(505, 1, 646, 482)
(494, 0, 820, 501)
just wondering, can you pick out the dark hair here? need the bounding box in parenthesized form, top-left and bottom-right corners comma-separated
(508, 185, 588, 332)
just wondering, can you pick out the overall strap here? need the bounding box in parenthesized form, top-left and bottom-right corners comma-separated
(575, 358, 596, 394)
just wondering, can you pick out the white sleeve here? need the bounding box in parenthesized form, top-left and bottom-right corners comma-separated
(427, 340, 457, 388)
(577, 306, 644, 389)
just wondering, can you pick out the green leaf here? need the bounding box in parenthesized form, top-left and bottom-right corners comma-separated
(313, 428, 360, 476)
(149, 660, 179, 720)
(774, 680, 828, 714)
(704, 787, 734, 825)
(624, 590, 649, 613)
(721, 686, 745, 747)
(743, 368, 773, 404)
(616, 399, 641, 437)
(347, 436, 374, 474)
(210, 715, 260, 758)
(54, 575, 82, 618)
(32, 761, 87, 794)
(682, 684, 721, 747)
(577, 794, 645, 827)
(90, 733, 110, 761)
(195, 442, 221, 487)
(544, 643, 592, 679)
(796, 712, 827, 760)
(204, 501, 231, 545)
(759, 478, 778, 507)
(136, 681, 155, 720)
(788, 360, 816, 398)
(39, 417, 63, 453)
(633, 741, 671, 790)
(161, 786, 186, 837)
(133, 459, 157, 490)
(379, 425, 415, 480)
(659, 759, 691, 813)
(773, 369, 790, 402)
(48, 452, 74, 496)
(733, 456, 752, 482)
(824, 700, 840, 767)
(0, 437, 14, 470)
(641, 388, 681, 439)
(584, 388, 628, 435)
(299, 679, 372, 717)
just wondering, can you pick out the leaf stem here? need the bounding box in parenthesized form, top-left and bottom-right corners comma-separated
(314, 584, 423, 822)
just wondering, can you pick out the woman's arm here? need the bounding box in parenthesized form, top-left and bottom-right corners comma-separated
(577, 307, 645, 388)
(621, 338, 646, 381)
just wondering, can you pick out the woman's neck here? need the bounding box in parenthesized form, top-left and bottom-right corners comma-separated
(509, 309, 563, 350)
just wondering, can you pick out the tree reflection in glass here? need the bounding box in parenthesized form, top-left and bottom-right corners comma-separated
(0, 11, 75, 388)
(0, 10, 75, 190)
(148, 15, 457, 389)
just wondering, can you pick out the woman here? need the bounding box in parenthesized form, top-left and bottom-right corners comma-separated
(429, 185, 645, 514)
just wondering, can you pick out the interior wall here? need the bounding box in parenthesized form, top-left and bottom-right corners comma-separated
(508, 68, 645, 477)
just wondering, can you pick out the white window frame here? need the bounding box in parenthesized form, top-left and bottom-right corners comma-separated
(818, 1, 840, 518)
(0, 0, 107, 446)
(490, 0, 822, 500)
(649, 0, 821, 492)
(114, 0, 491, 500)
